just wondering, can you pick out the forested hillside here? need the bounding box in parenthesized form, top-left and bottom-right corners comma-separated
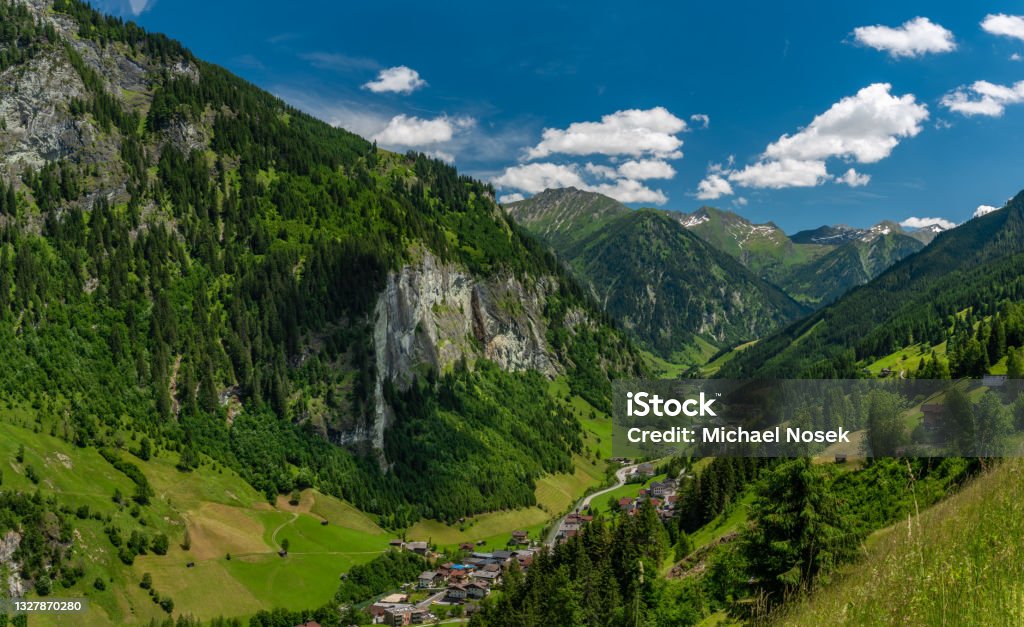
(508, 189, 933, 368)
(777, 226, 925, 307)
(0, 0, 642, 535)
(675, 206, 827, 286)
(677, 209, 929, 307)
(721, 196, 1024, 378)
(508, 189, 806, 362)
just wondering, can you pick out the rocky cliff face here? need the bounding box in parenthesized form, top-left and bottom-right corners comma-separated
(367, 250, 559, 450)
(0, 50, 90, 171)
(0, 0, 200, 185)
(0, 530, 23, 598)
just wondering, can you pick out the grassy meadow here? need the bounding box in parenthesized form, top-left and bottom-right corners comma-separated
(0, 408, 389, 625)
(780, 460, 1024, 625)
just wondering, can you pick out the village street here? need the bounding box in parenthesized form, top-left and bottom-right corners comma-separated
(544, 464, 637, 547)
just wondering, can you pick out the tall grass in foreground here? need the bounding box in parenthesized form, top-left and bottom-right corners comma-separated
(781, 460, 1024, 625)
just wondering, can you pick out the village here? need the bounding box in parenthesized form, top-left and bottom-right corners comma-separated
(361, 538, 539, 626)
(552, 461, 679, 544)
(352, 460, 680, 626)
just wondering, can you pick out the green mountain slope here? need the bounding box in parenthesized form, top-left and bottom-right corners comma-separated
(508, 190, 806, 361)
(679, 209, 928, 307)
(501, 186, 629, 250)
(721, 196, 1024, 378)
(0, 0, 642, 539)
(782, 459, 1024, 625)
(0, 416, 392, 623)
(778, 226, 925, 306)
(675, 206, 830, 285)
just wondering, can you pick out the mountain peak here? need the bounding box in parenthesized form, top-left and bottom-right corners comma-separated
(860, 220, 904, 241)
(504, 188, 629, 247)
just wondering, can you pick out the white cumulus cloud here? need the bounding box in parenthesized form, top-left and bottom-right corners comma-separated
(372, 114, 474, 147)
(852, 17, 956, 58)
(496, 107, 685, 204)
(981, 14, 1024, 41)
(584, 163, 618, 179)
(426, 150, 455, 164)
(837, 168, 871, 187)
(363, 66, 428, 94)
(764, 83, 928, 164)
(525, 107, 687, 159)
(729, 159, 831, 189)
(690, 113, 710, 129)
(713, 83, 925, 190)
(900, 216, 956, 230)
(493, 162, 669, 204)
(499, 193, 525, 204)
(695, 174, 734, 199)
(591, 179, 668, 204)
(941, 80, 1024, 117)
(493, 163, 587, 194)
(973, 204, 999, 218)
(617, 159, 676, 180)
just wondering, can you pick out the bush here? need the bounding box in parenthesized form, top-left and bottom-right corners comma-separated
(35, 575, 51, 596)
(151, 533, 169, 555)
(118, 546, 135, 565)
(93, 577, 106, 591)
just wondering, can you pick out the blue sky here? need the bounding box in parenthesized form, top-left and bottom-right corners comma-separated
(102, 0, 1024, 232)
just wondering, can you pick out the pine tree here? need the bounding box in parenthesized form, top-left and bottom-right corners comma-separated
(742, 458, 860, 602)
(1008, 347, 1024, 379)
(990, 319, 1007, 363)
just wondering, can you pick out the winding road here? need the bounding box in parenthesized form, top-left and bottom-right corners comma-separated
(544, 464, 637, 547)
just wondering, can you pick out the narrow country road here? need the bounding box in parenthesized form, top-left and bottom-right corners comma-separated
(544, 464, 637, 547)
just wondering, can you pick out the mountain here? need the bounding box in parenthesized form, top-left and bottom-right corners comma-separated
(674, 206, 830, 285)
(793, 222, 948, 247)
(498, 186, 628, 250)
(782, 459, 1024, 625)
(906, 223, 948, 245)
(777, 223, 926, 307)
(507, 189, 806, 361)
(791, 224, 867, 245)
(720, 199, 1023, 378)
(0, 0, 644, 528)
(678, 210, 929, 307)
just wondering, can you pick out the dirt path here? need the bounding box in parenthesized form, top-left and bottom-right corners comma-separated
(270, 512, 298, 547)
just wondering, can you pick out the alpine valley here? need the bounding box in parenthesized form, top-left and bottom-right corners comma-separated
(507, 187, 941, 363)
(0, 1, 1023, 626)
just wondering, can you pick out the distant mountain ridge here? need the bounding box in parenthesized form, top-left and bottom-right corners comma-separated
(504, 188, 950, 355)
(672, 206, 830, 288)
(665, 207, 941, 307)
(791, 224, 867, 245)
(720, 197, 1022, 378)
(507, 189, 807, 361)
(792, 221, 946, 246)
(777, 227, 926, 306)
